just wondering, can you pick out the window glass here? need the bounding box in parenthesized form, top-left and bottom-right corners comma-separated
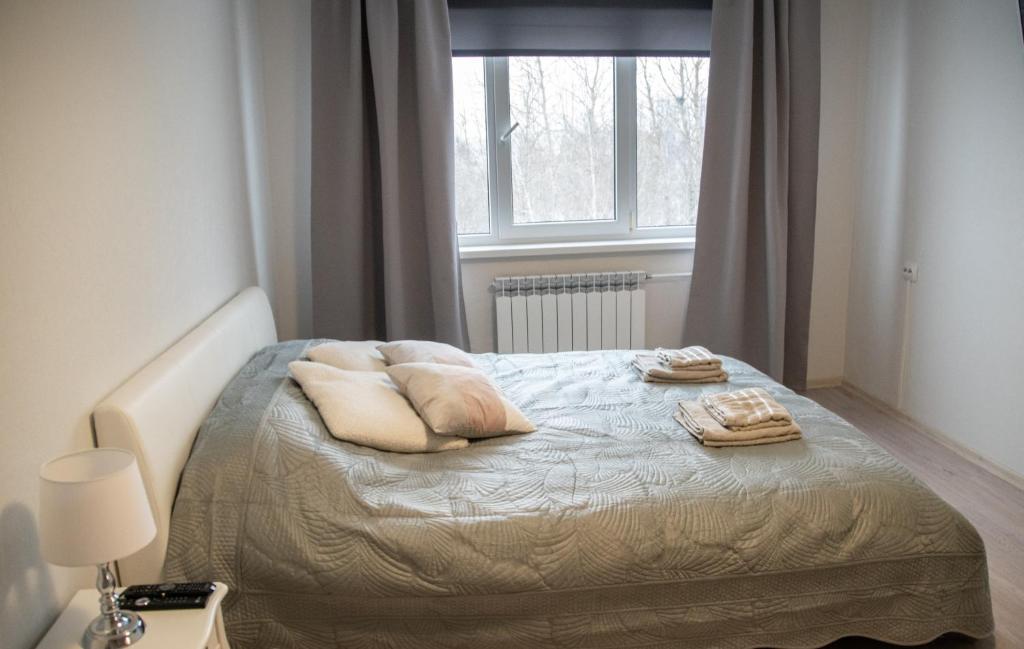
(452, 57, 490, 235)
(508, 57, 615, 224)
(451, 55, 709, 242)
(635, 57, 708, 228)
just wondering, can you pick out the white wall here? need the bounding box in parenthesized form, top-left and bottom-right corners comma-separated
(805, 0, 868, 386)
(250, 0, 313, 340)
(842, 1, 914, 402)
(843, 0, 1024, 475)
(0, 2, 259, 647)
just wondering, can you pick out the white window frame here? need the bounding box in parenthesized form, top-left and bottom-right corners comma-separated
(457, 56, 700, 247)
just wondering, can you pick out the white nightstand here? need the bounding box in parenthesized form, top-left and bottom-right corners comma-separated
(36, 582, 231, 649)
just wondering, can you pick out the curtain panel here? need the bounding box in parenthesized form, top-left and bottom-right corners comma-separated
(311, 0, 469, 347)
(683, 0, 821, 389)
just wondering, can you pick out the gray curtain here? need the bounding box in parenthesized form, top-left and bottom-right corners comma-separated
(682, 0, 820, 389)
(311, 0, 469, 347)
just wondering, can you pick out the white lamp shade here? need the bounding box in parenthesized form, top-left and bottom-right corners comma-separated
(39, 448, 157, 567)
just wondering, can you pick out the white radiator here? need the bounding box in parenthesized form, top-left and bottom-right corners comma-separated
(492, 272, 646, 353)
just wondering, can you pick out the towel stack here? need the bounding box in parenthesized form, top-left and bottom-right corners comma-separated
(675, 387, 802, 447)
(632, 346, 728, 383)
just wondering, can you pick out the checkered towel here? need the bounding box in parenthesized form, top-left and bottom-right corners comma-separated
(675, 401, 801, 447)
(700, 387, 793, 429)
(632, 354, 728, 383)
(656, 346, 722, 370)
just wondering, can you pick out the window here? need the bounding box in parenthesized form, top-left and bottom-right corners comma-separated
(509, 57, 615, 225)
(452, 57, 490, 235)
(454, 55, 708, 244)
(636, 57, 708, 228)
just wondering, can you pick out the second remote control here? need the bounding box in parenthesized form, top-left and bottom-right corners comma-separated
(121, 582, 216, 601)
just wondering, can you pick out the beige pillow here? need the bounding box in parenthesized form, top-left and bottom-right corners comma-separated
(385, 363, 536, 439)
(307, 340, 387, 372)
(377, 340, 474, 367)
(288, 361, 468, 453)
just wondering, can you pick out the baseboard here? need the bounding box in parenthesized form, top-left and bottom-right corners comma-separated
(805, 376, 843, 389)
(839, 381, 1024, 493)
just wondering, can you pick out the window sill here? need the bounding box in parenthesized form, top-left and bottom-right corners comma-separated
(459, 237, 694, 260)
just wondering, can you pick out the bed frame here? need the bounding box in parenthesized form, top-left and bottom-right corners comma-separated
(92, 287, 277, 584)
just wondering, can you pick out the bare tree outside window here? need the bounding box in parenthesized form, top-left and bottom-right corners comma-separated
(453, 57, 490, 235)
(636, 57, 708, 228)
(509, 57, 615, 224)
(451, 55, 708, 241)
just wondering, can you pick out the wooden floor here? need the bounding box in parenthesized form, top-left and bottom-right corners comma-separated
(805, 388, 1024, 649)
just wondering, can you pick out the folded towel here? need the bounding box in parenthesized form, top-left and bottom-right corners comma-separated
(632, 354, 729, 383)
(678, 404, 802, 438)
(700, 387, 792, 428)
(721, 418, 803, 433)
(677, 401, 800, 440)
(676, 401, 802, 447)
(656, 346, 722, 370)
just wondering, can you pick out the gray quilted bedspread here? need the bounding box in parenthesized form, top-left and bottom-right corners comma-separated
(165, 340, 993, 648)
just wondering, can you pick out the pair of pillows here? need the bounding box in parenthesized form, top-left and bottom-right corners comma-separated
(289, 340, 535, 453)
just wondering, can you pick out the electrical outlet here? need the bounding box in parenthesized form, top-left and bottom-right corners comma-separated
(902, 262, 919, 283)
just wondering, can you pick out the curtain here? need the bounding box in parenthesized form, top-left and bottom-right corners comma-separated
(311, 0, 469, 347)
(682, 0, 821, 389)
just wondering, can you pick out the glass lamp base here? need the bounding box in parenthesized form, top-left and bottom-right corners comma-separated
(83, 609, 146, 649)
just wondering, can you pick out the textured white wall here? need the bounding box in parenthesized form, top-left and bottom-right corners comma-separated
(0, 2, 258, 647)
(844, 0, 1024, 475)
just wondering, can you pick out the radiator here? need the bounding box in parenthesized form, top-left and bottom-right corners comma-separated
(492, 272, 646, 353)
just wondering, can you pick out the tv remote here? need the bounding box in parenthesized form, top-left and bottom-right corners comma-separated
(120, 593, 210, 611)
(121, 582, 216, 600)
(119, 582, 214, 611)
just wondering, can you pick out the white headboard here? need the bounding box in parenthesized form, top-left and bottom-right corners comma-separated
(93, 286, 277, 584)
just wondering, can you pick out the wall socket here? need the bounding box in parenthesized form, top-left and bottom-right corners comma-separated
(902, 262, 919, 283)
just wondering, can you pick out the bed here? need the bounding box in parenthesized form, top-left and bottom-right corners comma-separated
(94, 287, 993, 649)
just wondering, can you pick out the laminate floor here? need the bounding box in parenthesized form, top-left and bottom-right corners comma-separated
(805, 387, 1023, 649)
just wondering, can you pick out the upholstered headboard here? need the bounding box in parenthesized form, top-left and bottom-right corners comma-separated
(93, 287, 277, 584)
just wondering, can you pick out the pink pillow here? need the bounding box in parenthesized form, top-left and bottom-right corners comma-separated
(385, 363, 536, 439)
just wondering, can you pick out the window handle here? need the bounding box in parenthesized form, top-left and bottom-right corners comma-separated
(500, 122, 520, 143)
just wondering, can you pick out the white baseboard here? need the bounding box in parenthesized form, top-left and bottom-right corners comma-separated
(839, 381, 1024, 493)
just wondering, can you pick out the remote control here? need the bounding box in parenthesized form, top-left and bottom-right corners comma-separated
(120, 593, 210, 611)
(121, 582, 216, 601)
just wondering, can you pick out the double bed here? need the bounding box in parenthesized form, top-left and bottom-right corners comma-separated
(93, 288, 994, 648)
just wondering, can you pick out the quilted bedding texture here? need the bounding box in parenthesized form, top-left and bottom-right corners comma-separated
(165, 340, 993, 648)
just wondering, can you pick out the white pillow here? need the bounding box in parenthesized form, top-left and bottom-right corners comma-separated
(288, 361, 468, 453)
(385, 363, 536, 439)
(377, 340, 474, 367)
(307, 340, 387, 372)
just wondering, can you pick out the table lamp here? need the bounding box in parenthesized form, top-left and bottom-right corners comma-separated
(39, 448, 157, 649)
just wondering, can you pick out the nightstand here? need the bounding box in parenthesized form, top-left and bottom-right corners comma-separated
(36, 582, 231, 649)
